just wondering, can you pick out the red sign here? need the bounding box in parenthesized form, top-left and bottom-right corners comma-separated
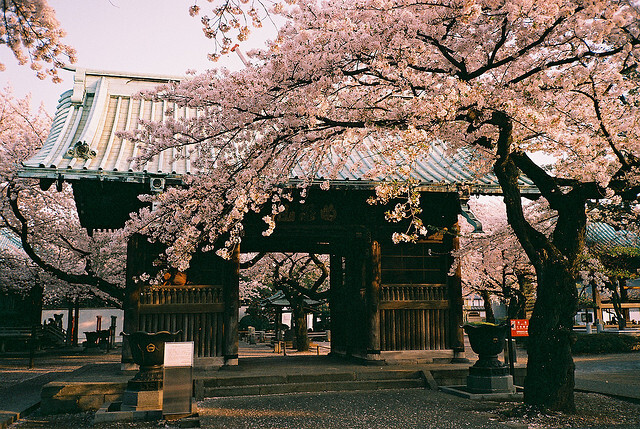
(510, 319, 529, 337)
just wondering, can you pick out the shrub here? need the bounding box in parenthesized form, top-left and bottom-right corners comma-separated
(239, 314, 270, 331)
(571, 333, 640, 354)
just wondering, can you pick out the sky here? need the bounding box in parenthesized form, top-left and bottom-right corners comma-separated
(1, 0, 276, 114)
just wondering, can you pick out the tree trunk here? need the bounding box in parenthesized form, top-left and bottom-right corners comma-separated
(480, 290, 496, 323)
(592, 285, 603, 325)
(619, 279, 628, 330)
(515, 274, 530, 319)
(524, 259, 577, 412)
(490, 111, 582, 412)
(608, 281, 626, 329)
(293, 305, 309, 352)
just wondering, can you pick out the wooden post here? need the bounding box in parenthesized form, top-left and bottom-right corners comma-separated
(121, 235, 145, 366)
(367, 240, 381, 356)
(275, 307, 282, 342)
(65, 303, 73, 346)
(448, 221, 467, 362)
(73, 297, 79, 347)
(329, 253, 343, 355)
(223, 246, 240, 365)
(28, 324, 36, 369)
(343, 252, 357, 356)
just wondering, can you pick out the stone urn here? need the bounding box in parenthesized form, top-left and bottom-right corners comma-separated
(463, 323, 507, 369)
(84, 331, 100, 348)
(463, 323, 514, 394)
(125, 331, 179, 369)
(121, 330, 181, 411)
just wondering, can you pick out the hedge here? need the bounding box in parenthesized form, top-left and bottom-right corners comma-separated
(571, 333, 640, 354)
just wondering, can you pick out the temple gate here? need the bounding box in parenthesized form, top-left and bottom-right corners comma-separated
(20, 68, 537, 367)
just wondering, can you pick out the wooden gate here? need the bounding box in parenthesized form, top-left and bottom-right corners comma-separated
(138, 284, 224, 358)
(379, 241, 451, 351)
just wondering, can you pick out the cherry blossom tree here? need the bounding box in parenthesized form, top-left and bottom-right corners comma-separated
(128, 0, 640, 411)
(458, 197, 538, 322)
(581, 230, 640, 329)
(189, 0, 284, 62)
(0, 0, 75, 81)
(239, 252, 328, 351)
(0, 87, 125, 306)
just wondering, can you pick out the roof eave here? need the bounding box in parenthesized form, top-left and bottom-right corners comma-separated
(18, 167, 540, 195)
(18, 166, 184, 185)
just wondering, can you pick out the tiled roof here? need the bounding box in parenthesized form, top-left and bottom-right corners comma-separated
(21, 68, 537, 195)
(262, 290, 322, 307)
(0, 230, 22, 252)
(22, 68, 190, 184)
(586, 222, 640, 249)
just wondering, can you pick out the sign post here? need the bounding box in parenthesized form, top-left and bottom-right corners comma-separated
(507, 319, 529, 377)
(163, 341, 194, 418)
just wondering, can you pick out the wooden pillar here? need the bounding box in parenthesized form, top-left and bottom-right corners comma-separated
(345, 240, 368, 357)
(329, 253, 343, 355)
(223, 246, 240, 365)
(448, 221, 467, 362)
(344, 252, 357, 356)
(275, 307, 282, 342)
(65, 303, 73, 346)
(72, 297, 79, 347)
(367, 240, 381, 356)
(121, 235, 145, 366)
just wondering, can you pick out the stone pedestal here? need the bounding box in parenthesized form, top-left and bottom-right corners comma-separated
(466, 359, 515, 394)
(121, 389, 163, 411)
(121, 366, 164, 411)
(467, 374, 514, 393)
(120, 331, 180, 412)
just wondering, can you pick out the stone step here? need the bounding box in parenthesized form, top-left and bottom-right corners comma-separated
(202, 369, 422, 388)
(356, 370, 423, 381)
(202, 378, 425, 398)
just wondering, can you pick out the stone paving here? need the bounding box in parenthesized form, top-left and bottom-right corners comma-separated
(0, 349, 121, 428)
(0, 342, 639, 428)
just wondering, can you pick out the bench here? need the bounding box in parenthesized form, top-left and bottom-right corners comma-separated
(308, 331, 329, 341)
(0, 326, 42, 353)
(84, 329, 112, 349)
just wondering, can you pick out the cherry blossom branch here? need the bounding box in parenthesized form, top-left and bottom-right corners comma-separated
(240, 252, 266, 269)
(309, 254, 328, 292)
(572, 82, 629, 169)
(5, 182, 124, 303)
(1, 0, 76, 81)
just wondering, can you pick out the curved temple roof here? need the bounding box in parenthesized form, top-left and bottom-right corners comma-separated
(21, 68, 537, 195)
(586, 222, 640, 250)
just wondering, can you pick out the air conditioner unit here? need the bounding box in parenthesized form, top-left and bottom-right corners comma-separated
(150, 177, 165, 192)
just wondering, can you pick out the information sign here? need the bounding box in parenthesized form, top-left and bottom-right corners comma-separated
(164, 342, 194, 367)
(510, 319, 529, 337)
(163, 342, 194, 416)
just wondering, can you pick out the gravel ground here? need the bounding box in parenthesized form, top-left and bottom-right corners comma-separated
(9, 389, 640, 429)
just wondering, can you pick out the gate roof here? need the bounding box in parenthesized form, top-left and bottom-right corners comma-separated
(21, 68, 537, 195)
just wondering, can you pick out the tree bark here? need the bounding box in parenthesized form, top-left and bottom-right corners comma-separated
(480, 290, 495, 323)
(292, 304, 309, 351)
(73, 297, 79, 347)
(490, 110, 580, 412)
(609, 279, 628, 330)
(524, 260, 576, 411)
